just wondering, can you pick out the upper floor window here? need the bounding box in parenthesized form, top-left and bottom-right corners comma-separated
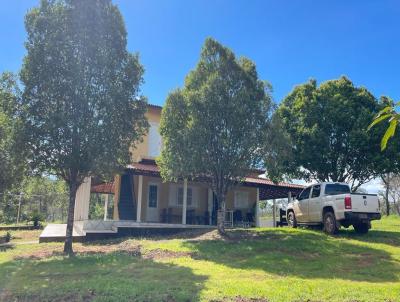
(149, 122, 162, 157)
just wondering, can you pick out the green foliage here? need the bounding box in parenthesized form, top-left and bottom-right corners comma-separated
(5, 231, 12, 242)
(265, 77, 398, 189)
(159, 38, 272, 221)
(0, 72, 25, 193)
(0, 176, 69, 224)
(369, 102, 400, 150)
(29, 210, 44, 227)
(89, 194, 106, 220)
(20, 0, 149, 253)
(20, 0, 148, 184)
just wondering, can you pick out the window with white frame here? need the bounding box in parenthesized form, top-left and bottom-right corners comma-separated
(234, 191, 249, 209)
(177, 187, 193, 206)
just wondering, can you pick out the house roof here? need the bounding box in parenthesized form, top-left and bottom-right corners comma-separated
(147, 103, 163, 110)
(91, 182, 115, 194)
(129, 159, 303, 199)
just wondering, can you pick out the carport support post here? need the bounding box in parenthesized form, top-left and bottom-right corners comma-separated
(272, 199, 276, 228)
(137, 175, 143, 222)
(288, 191, 292, 203)
(104, 194, 109, 221)
(182, 179, 188, 224)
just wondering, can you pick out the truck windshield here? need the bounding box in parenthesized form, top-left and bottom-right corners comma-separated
(324, 184, 350, 195)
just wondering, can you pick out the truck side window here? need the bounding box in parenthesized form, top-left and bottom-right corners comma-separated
(311, 185, 321, 198)
(298, 187, 311, 200)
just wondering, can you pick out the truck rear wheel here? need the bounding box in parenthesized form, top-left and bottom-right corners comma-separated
(353, 223, 369, 234)
(323, 212, 338, 235)
(287, 211, 297, 228)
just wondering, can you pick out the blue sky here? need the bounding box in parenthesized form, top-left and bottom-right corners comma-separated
(1, 0, 399, 107)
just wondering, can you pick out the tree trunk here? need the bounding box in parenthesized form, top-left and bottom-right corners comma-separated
(385, 185, 390, 216)
(217, 193, 226, 235)
(64, 180, 78, 256)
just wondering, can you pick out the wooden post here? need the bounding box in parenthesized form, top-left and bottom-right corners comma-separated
(272, 199, 276, 228)
(104, 194, 109, 221)
(182, 179, 188, 225)
(255, 188, 260, 227)
(137, 175, 143, 222)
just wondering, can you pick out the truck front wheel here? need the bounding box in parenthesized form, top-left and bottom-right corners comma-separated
(353, 222, 369, 234)
(323, 212, 338, 235)
(287, 211, 297, 228)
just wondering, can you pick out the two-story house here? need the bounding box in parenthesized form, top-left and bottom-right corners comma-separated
(63, 103, 303, 240)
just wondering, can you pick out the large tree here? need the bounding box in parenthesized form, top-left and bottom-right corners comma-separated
(21, 0, 148, 255)
(158, 38, 272, 234)
(265, 77, 398, 190)
(0, 72, 25, 194)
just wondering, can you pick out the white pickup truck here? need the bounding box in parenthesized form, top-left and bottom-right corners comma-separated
(286, 182, 381, 234)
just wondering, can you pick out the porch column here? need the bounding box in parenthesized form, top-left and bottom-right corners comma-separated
(103, 194, 109, 221)
(272, 198, 276, 228)
(255, 187, 260, 227)
(137, 175, 143, 222)
(74, 177, 91, 221)
(182, 179, 188, 224)
(208, 188, 213, 225)
(288, 191, 292, 203)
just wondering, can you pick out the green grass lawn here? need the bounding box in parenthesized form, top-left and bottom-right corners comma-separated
(1, 216, 400, 302)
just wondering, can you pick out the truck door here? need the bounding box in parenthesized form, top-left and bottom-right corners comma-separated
(308, 184, 322, 222)
(293, 187, 311, 222)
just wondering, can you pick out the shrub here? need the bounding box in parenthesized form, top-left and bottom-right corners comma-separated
(29, 211, 44, 228)
(5, 231, 12, 242)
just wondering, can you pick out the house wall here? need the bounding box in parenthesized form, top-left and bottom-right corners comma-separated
(113, 173, 258, 224)
(131, 106, 162, 163)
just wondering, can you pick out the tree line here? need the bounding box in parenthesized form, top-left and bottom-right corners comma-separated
(0, 0, 398, 254)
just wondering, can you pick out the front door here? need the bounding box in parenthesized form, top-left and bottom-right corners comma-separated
(146, 183, 159, 222)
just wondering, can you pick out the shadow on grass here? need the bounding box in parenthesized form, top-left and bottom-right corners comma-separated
(83, 228, 215, 246)
(0, 244, 14, 252)
(0, 251, 207, 302)
(183, 228, 400, 283)
(337, 228, 400, 247)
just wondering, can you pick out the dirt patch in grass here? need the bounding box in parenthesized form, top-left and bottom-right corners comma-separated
(3, 290, 97, 302)
(12, 240, 195, 261)
(187, 229, 269, 242)
(13, 241, 142, 260)
(143, 248, 193, 260)
(212, 296, 268, 302)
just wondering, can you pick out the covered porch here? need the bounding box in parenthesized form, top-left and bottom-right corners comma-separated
(39, 159, 304, 241)
(79, 160, 303, 232)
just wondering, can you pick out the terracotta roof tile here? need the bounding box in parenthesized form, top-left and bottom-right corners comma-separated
(91, 182, 115, 194)
(127, 160, 303, 190)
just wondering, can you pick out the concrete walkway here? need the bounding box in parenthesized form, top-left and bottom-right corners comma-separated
(39, 224, 85, 242)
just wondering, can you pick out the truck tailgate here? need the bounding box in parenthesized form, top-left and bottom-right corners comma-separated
(350, 194, 380, 213)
